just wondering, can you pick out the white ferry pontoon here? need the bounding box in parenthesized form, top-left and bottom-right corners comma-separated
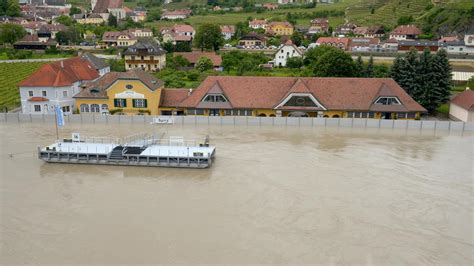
(38, 133, 216, 168)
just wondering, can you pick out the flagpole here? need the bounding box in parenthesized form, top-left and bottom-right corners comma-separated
(54, 106, 59, 140)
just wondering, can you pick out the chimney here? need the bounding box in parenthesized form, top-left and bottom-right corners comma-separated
(188, 88, 193, 96)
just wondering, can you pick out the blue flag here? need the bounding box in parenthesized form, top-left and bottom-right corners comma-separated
(55, 105, 65, 127)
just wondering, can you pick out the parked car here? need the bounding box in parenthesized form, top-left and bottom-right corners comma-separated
(223, 44, 233, 49)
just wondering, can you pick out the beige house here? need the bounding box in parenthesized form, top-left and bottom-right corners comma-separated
(449, 89, 474, 122)
(123, 40, 167, 72)
(76, 14, 105, 25)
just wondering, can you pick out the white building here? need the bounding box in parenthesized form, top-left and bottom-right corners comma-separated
(274, 40, 303, 67)
(449, 89, 474, 122)
(18, 57, 101, 115)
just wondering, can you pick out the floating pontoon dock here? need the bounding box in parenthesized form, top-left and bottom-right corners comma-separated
(38, 133, 216, 168)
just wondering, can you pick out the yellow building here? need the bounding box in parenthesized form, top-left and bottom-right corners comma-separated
(73, 69, 164, 115)
(158, 76, 426, 119)
(266, 22, 294, 36)
(76, 14, 105, 25)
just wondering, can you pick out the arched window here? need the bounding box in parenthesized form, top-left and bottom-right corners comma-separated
(332, 114, 340, 118)
(258, 113, 267, 117)
(80, 104, 89, 113)
(91, 104, 100, 112)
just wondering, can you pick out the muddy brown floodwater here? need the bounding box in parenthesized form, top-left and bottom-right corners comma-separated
(0, 123, 473, 264)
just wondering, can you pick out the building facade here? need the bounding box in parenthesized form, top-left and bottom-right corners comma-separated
(18, 57, 100, 115)
(73, 69, 164, 115)
(123, 40, 167, 72)
(274, 40, 303, 67)
(158, 76, 426, 119)
(389, 25, 421, 41)
(449, 89, 474, 122)
(266, 21, 294, 36)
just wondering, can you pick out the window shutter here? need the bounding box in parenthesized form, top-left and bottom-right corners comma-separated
(132, 99, 136, 108)
(122, 99, 127, 107)
(143, 99, 147, 108)
(114, 99, 118, 107)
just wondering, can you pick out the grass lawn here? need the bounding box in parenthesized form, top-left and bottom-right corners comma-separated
(435, 103, 449, 115)
(0, 52, 73, 60)
(0, 62, 47, 111)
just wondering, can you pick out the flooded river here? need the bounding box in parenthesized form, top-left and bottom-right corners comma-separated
(1, 123, 473, 264)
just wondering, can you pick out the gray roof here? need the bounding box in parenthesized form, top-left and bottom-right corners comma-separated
(466, 26, 474, 35)
(123, 40, 166, 56)
(81, 53, 109, 70)
(398, 40, 440, 47)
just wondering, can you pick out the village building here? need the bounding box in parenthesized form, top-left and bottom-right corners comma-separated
(315, 37, 350, 50)
(127, 28, 153, 38)
(383, 38, 399, 52)
(389, 25, 421, 41)
(101, 31, 137, 47)
(348, 38, 381, 52)
(249, 19, 268, 29)
(161, 24, 195, 44)
(125, 6, 147, 22)
(220, 25, 235, 40)
(18, 57, 101, 115)
(13, 34, 57, 50)
(263, 3, 278, 10)
(266, 21, 294, 36)
(353, 26, 385, 38)
(174, 52, 222, 71)
(91, 0, 126, 20)
(449, 89, 474, 122)
(308, 18, 329, 34)
(238, 33, 267, 47)
(158, 76, 426, 119)
(123, 40, 167, 72)
(75, 13, 105, 24)
(160, 9, 192, 20)
(274, 40, 303, 67)
(398, 40, 442, 52)
(80, 53, 111, 76)
(73, 69, 164, 115)
(334, 23, 357, 36)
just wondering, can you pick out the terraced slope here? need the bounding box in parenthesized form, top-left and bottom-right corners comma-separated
(0, 62, 47, 110)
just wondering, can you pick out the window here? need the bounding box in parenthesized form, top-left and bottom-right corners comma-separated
(131, 56, 135, 60)
(63, 91, 68, 97)
(202, 94, 228, 103)
(34, 105, 41, 112)
(28, 91, 33, 97)
(150, 56, 154, 61)
(126, 84, 133, 89)
(91, 104, 100, 112)
(406, 112, 416, 119)
(187, 109, 204, 115)
(80, 104, 89, 112)
(42, 91, 47, 97)
(101, 104, 109, 111)
(114, 99, 127, 108)
(283, 96, 318, 107)
(62, 106, 70, 113)
(368, 112, 376, 118)
(375, 97, 401, 105)
(237, 109, 252, 116)
(132, 99, 147, 108)
(224, 109, 233, 116)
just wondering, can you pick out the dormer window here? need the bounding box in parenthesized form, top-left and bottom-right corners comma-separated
(375, 97, 401, 105)
(202, 94, 228, 103)
(90, 88, 100, 93)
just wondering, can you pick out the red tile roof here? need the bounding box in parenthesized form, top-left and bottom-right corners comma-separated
(316, 37, 350, 49)
(174, 52, 222, 66)
(390, 25, 422, 36)
(173, 24, 195, 33)
(220, 25, 235, 34)
(451, 90, 474, 111)
(93, 0, 123, 13)
(161, 76, 426, 113)
(161, 89, 190, 107)
(19, 57, 99, 87)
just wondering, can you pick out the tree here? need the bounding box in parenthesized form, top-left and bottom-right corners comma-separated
(6, 0, 20, 16)
(391, 48, 452, 112)
(168, 55, 190, 69)
(286, 57, 303, 69)
(56, 28, 82, 45)
(365, 55, 374, 77)
(194, 23, 223, 51)
(175, 41, 191, 52)
(355, 55, 363, 77)
(234, 21, 248, 40)
(108, 14, 118, 27)
(290, 31, 303, 47)
(55, 15, 74, 26)
(312, 46, 356, 77)
(0, 23, 25, 44)
(162, 41, 174, 53)
(303, 45, 333, 66)
(397, 15, 414, 25)
(69, 6, 82, 16)
(195, 57, 213, 72)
